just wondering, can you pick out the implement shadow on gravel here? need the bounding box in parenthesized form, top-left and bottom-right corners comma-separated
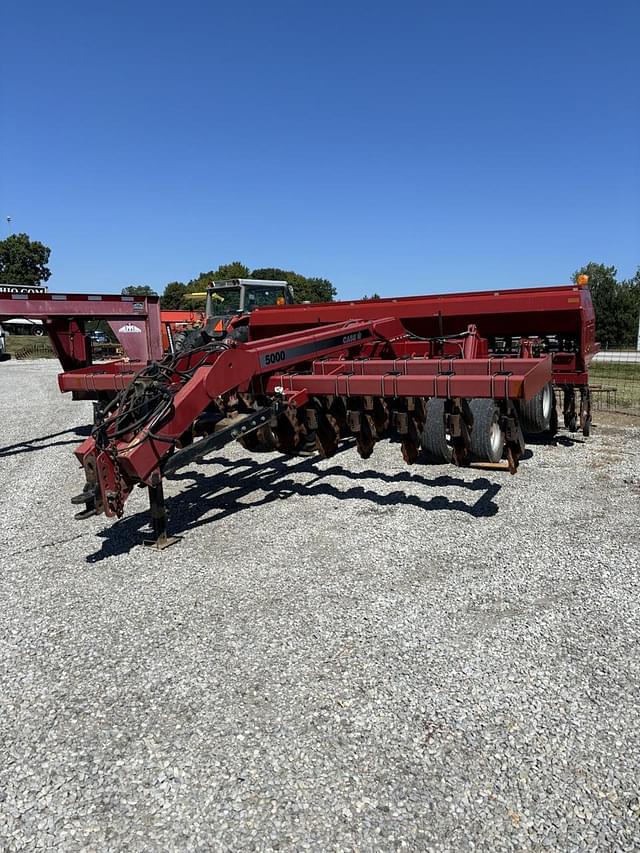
(86, 449, 502, 562)
(0, 424, 92, 458)
(524, 431, 585, 448)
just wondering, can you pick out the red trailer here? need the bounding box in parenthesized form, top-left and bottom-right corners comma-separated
(0, 291, 163, 372)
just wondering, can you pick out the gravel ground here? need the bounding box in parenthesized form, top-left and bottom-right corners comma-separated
(1, 360, 639, 852)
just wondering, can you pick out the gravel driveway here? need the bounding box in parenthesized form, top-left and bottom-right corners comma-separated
(1, 360, 639, 851)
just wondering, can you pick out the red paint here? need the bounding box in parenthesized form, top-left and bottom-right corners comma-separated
(0, 291, 163, 369)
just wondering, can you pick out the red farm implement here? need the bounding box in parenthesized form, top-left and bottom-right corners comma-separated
(70, 313, 555, 547)
(1, 280, 598, 548)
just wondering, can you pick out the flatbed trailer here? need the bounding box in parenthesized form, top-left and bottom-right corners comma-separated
(0, 291, 163, 371)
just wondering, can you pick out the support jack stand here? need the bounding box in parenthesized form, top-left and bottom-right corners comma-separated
(143, 482, 181, 550)
(71, 483, 99, 520)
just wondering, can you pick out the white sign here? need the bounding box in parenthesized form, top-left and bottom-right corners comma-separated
(0, 284, 48, 294)
(118, 323, 142, 334)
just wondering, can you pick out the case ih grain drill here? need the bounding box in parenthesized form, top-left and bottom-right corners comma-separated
(67, 279, 597, 548)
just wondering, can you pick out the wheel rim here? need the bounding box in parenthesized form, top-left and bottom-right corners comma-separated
(541, 384, 552, 420)
(489, 419, 503, 456)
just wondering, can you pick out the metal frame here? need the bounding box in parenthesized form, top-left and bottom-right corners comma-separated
(0, 291, 163, 371)
(246, 282, 598, 384)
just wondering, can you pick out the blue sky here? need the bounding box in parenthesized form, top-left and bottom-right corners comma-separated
(1, 0, 638, 298)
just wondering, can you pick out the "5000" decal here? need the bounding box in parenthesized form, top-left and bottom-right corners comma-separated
(258, 328, 370, 369)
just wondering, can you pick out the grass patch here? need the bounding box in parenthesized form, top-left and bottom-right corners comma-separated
(2, 334, 120, 361)
(4, 334, 55, 358)
(590, 361, 640, 409)
(591, 361, 640, 382)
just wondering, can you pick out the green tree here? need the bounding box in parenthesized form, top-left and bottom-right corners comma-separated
(251, 267, 336, 303)
(213, 261, 251, 280)
(627, 266, 640, 288)
(161, 281, 187, 309)
(620, 266, 640, 347)
(573, 262, 640, 348)
(178, 262, 336, 308)
(0, 233, 51, 285)
(363, 292, 381, 300)
(623, 266, 640, 302)
(121, 285, 158, 296)
(183, 262, 251, 306)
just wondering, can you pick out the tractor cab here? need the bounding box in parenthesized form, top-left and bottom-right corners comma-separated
(181, 279, 293, 346)
(175, 278, 293, 350)
(209, 279, 291, 316)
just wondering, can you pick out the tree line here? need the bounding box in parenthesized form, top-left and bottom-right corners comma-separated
(123, 261, 336, 307)
(573, 263, 640, 349)
(1, 233, 638, 347)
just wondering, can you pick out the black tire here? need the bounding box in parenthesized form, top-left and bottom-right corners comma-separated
(469, 398, 504, 463)
(420, 399, 452, 463)
(33, 327, 45, 336)
(519, 382, 553, 434)
(174, 328, 206, 353)
(227, 324, 249, 344)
